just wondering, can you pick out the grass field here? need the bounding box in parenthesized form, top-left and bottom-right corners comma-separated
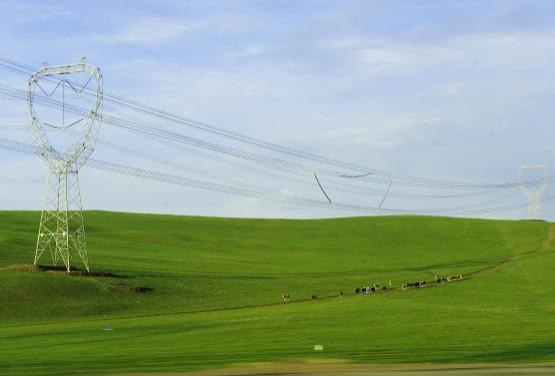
(1, 211, 554, 375)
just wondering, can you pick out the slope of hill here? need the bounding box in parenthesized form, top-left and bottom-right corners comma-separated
(0, 211, 554, 375)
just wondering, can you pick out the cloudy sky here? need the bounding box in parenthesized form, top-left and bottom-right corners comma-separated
(0, 0, 554, 219)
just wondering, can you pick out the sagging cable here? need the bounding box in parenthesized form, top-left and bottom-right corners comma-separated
(339, 171, 374, 179)
(377, 176, 393, 212)
(314, 173, 334, 207)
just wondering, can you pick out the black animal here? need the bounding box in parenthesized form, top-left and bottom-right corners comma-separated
(382, 286, 387, 291)
(339, 291, 344, 297)
(355, 288, 361, 295)
(312, 295, 318, 300)
(371, 287, 376, 293)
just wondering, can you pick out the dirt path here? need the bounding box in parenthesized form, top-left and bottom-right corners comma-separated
(541, 224, 554, 252)
(121, 362, 555, 376)
(469, 223, 554, 278)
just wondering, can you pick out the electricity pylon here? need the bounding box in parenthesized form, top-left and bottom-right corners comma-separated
(28, 58, 103, 272)
(518, 164, 549, 219)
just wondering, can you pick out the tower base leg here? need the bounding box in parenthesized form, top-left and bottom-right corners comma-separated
(34, 171, 89, 272)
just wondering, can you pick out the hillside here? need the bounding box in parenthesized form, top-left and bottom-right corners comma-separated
(1, 211, 554, 375)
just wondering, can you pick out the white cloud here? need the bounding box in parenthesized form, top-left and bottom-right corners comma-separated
(314, 37, 367, 50)
(306, 115, 435, 150)
(110, 17, 191, 45)
(354, 30, 555, 78)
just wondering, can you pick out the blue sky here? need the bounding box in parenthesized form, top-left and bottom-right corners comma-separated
(0, 0, 554, 219)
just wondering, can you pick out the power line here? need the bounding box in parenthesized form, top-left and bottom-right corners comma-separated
(0, 121, 527, 203)
(314, 173, 333, 205)
(377, 177, 393, 212)
(0, 69, 542, 214)
(0, 58, 537, 193)
(0, 137, 382, 214)
(0, 137, 541, 216)
(0, 63, 544, 203)
(2, 80, 537, 197)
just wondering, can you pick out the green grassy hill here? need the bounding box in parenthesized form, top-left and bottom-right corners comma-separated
(1, 211, 554, 375)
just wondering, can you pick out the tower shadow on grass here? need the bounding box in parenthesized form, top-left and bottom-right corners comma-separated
(37, 264, 128, 278)
(4, 264, 153, 294)
(6, 263, 130, 278)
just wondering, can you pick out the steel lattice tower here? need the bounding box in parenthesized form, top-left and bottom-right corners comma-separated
(28, 59, 103, 272)
(518, 164, 549, 219)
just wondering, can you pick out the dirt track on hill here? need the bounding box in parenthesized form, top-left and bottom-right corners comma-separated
(470, 223, 554, 278)
(120, 362, 555, 376)
(541, 224, 554, 252)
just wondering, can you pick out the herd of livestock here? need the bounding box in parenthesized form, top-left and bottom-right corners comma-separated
(282, 274, 465, 303)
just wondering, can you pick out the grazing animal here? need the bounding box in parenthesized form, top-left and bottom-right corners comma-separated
(339, 291, 344, 297)
(436, 278, 443, 284)
(355, 288, 361, 295)
(282, 293, 290, 303)
(371, 287, 376, 293)
(382, 286, 387, 291)
(361, 287, 367, 294)
(311, 295, 318, 300)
